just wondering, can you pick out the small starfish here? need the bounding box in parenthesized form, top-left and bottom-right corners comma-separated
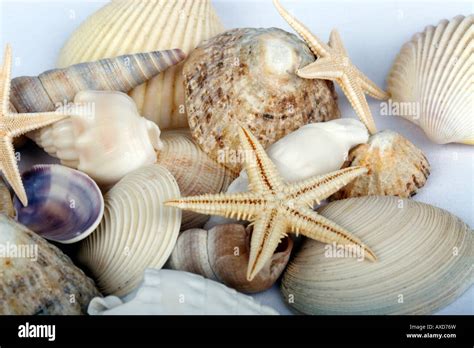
(166, 127, 377, 281)
(0, 45, 70, 206)
(273, 0, 389, 134)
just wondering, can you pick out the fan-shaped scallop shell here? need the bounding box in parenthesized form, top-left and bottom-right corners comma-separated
(281, 196, 473, 315)
(387, 15, 473, 144)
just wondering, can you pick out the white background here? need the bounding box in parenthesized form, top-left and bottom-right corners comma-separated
(0, 0, 472, 315)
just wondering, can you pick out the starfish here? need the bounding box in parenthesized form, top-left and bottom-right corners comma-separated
(0, 45, 70, 206)
(273, 0, 389, 135)
(166, 127, 377, 281)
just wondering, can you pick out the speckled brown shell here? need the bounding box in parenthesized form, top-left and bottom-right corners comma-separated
(331, 130, 430, 199)
(184, 28, 340, 173)
(0, 179, 14, 217)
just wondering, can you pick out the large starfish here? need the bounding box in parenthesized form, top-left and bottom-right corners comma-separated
(166, 127, 377, 281)
(0, 45, 70, 206)
(273, 0, 389, 134)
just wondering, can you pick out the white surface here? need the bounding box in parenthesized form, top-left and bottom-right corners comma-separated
(0, 0, 472, 315)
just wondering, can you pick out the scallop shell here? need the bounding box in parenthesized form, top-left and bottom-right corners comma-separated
(282, 196, 473, 315)
(157, 130, 236, 230)
(78, 164, 181, 296)
(330, 130, 430, 199)
(387, 15, 473, 144)
(0, 215, 101, 314)
(184, 28, 340, 173)
(168, 224, 293, 293)
(13, 165, 104, 244)
(30, 91, 163, 187)
(57, 0, 224, 130)
(88, 269, 278, 315)
(0, 178, 14, 217)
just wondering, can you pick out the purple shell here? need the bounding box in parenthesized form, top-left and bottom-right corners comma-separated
(13, 165, 104, 244)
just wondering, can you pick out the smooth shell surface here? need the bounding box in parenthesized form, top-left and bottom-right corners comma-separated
(282, 196, 473, 315)
(88, 269, 279, 315)
(0, 179, 14, 217)
(57, 0, 224, 129)
(184, 28, 340, 173)
(78, 165, 181, 296)
(0, 216, 101, 314)
(387, 15, 473, 144)
(13, 165, 104, 244)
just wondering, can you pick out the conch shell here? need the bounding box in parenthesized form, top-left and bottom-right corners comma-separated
(30, 91, 163, 187)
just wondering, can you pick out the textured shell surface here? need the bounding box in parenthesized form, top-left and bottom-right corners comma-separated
(0, 215, 101, 315)
(330, 130, 430, 199)
(88, 269, 279, 315)
(78, 165, 181, 296)
(184, 27, 340, 173)
(0, 178, 14, 217)
(387, 15, 473, 144)
(30, 91, 163, 186)
(57, 0, 224, 130)
(282, 196, 473, 315)
(13, 165, 104, 244)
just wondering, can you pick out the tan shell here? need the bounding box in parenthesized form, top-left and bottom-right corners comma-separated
(157, 130, 236, 230)
(57, 0, 224, 130)
(331, 130, 430, 199)
(168, 224, 293, 293)
(0, 178, 14, 217)
(184, 28, 340, 173)
(282, 196, 473, 315)
(0, 216, 100, 314)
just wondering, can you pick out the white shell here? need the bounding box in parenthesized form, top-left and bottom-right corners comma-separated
(387, 15, 474, 144)
(88, 269, 279, 315)
(30, 91, 163, 187)
(78, 165, 181, 296)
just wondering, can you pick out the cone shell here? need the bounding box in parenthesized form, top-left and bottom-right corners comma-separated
(168, 224, 293, 293)
(184, 28, 340, 173)
(331, 130, 430, 199)
(387, 15, 473, 144)
(57, 0, 225, 130)
(157, 130, 236, 230)
(78, 165, 181, 296)
(0, 178, 14, 217)
(282, 196, 473, 315)
(0, 216, 100, 314)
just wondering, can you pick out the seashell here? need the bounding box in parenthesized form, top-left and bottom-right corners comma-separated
(57, 0, 224, 130)
(78, 165, 181, 296)
(168, 224, 293, 293)
(281, 196, 473, 315)
(13, 165, 104, 244)
(0, 178, 14, 217)
(0, 215, 101, 314)
(184, 27, 340, 173)
(10, 50, 184, 114)
(30, 91, 163, 187)
(88, 269, 279, 315)
(330, 130, 430, 200)
(387, 15, 473, 145)
(157, 130, 236, 230)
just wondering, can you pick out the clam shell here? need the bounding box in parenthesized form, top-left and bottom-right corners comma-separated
(387, 15, 473, 144)
(57, 0, 224, 130)
(281, 196, 473, 315)
(0, 216, 100, 314)
(78, 164, 181, 296)
(330, 130, 430, 199)
(13, 165, 104, 244)
(157, 130, 236, 230)
(184, 28, 340, 173)
(0, 178, 14, 217)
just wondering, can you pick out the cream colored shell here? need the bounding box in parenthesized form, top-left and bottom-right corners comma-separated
(57, 0, 225, 130)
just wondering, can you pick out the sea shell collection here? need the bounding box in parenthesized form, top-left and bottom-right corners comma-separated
(0, 0, 472, 316)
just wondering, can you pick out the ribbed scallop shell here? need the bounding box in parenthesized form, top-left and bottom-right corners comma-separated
(282, 196, 473, 315)
(78, 165, 181, 296)
(387, 15, 473, 144)
(57, 0, 224, 130)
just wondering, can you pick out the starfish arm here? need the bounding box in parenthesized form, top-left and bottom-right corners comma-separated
(247, 210, 288, 281)
(287, 166, 367, 206)
(296, 57, 345, 80)
(329, 29, 348, 56)
(1, 44, 13, 115)
(4, 112, 69, 138)
(0, 136, 27, 206)
(287, 207, 377, 261)
(238, 127, 283, 194)
(358, 72, 390, 100)
(273, 0, 331, 57)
